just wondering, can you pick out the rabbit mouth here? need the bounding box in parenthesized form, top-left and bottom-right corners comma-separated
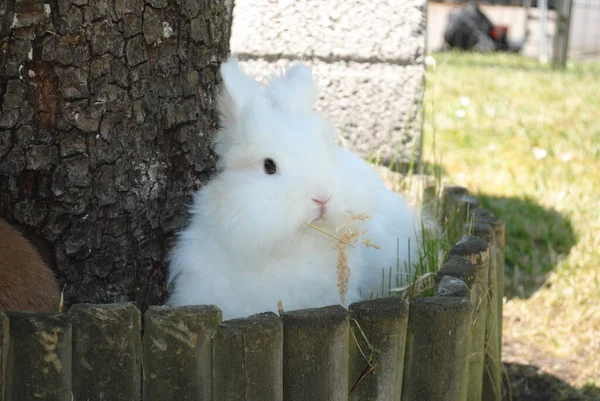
(311, 212, 323, 222)
(308, 209, 325, 223)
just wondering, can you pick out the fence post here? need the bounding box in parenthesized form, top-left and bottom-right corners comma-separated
(471, 208, 505, 353)
(448, 236, 490, 401)
(0, 313, 7, 401)
(348, 297, 409, 401)
(441, 185, 467, 226)
(282, 305, 349, 401)
(69, 303, 141, 401)
(552, 0, 574, 69)
(436, 255, 476, 401)
(143, 305, 222, 401)
(214, 312, 283, 401)
(470, 210, 506, 401)
(4, 313, 72, 401)
(435, 255, 476, 296)
(437, 275, 471, 298)
(420, 175, 438, 208)
(441, 186, 480, 244)
(401, 296, 473, 401)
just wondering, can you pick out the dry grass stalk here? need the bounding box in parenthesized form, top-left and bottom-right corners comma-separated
(305, 210, 381, 305)
(303, 221, 356, 248)
(349, 317, 376, 394)
(52, 284, 66, 313)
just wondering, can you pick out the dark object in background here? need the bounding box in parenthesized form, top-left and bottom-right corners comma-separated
(0, 218, 61, 312)
(443, 3, 529, 53)
(435, 0, 556, 11)
(530, 0, 556, 9)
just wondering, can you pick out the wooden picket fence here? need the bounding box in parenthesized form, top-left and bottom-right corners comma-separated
(0, 184, 505, 401)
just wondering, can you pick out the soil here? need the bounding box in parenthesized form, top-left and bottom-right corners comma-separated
(502, 341, 600, 401)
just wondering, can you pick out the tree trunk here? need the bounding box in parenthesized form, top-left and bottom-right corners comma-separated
(0, 0, 230, 312)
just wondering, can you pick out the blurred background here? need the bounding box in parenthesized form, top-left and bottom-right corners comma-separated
(428, 0, 600, 61)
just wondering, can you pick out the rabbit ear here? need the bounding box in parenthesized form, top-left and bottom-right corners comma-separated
(265, 63, 318, 114)
(218, 58, 264, 124)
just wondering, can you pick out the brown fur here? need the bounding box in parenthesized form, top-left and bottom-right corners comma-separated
(0, 218, 61, 313)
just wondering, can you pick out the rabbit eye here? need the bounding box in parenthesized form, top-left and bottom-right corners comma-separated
(263, 158, 277, 175)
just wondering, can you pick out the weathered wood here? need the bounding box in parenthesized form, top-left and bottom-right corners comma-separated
(441, 185, 467, 226)
(435, 255, 476, 296)
(4, 312, 71, 401)
(471, 221, 501, 401)
(437, 275, 471, 298)
(413, 174, 439, 221)
(470, 211, 505, 401)
(448, 236, 490, 401)
(348, 297, 409, 401)
(470, 221, 495, 252)
(0, 0, 230, 312)
(471, 207, 505, 353)
(441, 186, 480, 244)
(435, 255, 477, 401)
(214, 312, 283, 401)
(0, 313, 7, 401)
(401, 296, 473, 401)
(282, 305, 349, 401)
(69, 303, 141, 401)
(143, 305, 222, 401)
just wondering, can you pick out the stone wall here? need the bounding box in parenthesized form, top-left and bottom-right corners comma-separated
(228, 0, 428, 170)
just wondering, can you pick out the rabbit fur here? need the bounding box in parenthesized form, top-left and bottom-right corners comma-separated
(166, 58, 422, 320)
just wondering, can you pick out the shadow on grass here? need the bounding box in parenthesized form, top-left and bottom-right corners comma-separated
(503, 363, 600, 401)
(477, 195, 577, 300)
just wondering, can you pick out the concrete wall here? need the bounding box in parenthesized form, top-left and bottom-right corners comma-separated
(227, 0, 428, 170)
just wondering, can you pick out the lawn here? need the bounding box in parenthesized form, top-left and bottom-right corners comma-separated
(422, 52, 600, 397)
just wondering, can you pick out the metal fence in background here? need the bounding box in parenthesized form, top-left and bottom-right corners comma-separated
(428, 0, 600, 63)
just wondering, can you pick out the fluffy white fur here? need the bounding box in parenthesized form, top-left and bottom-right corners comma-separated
(166, 58, 422, 320)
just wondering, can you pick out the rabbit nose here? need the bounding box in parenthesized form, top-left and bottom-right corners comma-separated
(312, 198, 328, 213)
(312, 188, 331, 214)
(311, 195, 331, 205)
(312, 185, 332, 205)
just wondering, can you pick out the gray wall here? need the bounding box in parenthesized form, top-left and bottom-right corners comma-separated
(227, 0, 428, 170)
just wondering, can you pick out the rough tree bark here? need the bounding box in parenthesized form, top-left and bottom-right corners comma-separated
(0, 0, 229, 311)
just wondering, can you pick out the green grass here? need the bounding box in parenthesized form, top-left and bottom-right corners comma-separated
(372, 219, 452, 301)
(422, 51, 600, 388)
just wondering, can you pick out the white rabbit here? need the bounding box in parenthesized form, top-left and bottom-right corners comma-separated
(166, 58, 422, 320)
